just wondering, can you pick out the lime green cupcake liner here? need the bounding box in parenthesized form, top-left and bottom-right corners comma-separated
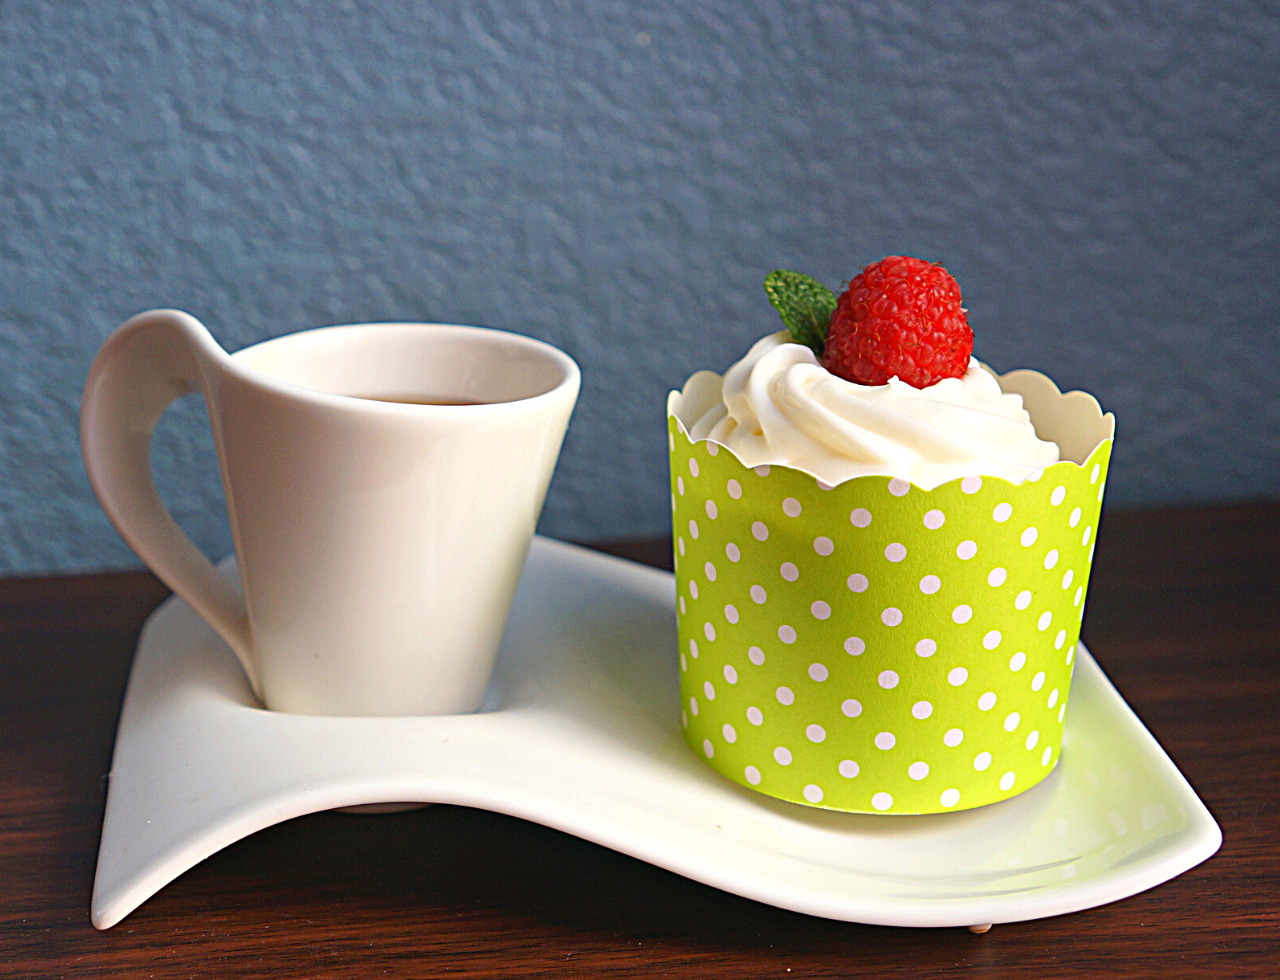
(667, 369, 1114, 815)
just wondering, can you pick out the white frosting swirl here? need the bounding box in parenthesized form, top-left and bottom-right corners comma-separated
(678, 331, 1060, 489)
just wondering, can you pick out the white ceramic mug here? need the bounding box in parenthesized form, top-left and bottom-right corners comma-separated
(82, 309, 580, 716)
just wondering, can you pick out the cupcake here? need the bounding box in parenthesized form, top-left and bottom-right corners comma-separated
(668, 257, 1114, 814)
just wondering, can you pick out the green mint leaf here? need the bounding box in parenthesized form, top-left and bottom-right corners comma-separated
(763, 269, 837, 358)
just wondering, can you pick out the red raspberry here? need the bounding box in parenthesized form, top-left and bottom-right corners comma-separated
(822, 256, 973, 389)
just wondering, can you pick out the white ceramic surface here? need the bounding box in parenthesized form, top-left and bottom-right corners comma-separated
(91, 537, 1220, 931)
(82, 311, 580, 715)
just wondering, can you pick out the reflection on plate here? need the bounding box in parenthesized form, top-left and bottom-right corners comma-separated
(92, 537, 1220, 929)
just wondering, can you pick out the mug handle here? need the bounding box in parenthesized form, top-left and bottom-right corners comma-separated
(81, 309, 259, 696)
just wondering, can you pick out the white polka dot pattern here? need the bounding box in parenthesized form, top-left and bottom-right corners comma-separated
(669, 412, 1109, 814)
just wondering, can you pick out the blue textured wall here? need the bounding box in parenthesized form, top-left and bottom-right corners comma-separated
(2, 1, 1278, 575)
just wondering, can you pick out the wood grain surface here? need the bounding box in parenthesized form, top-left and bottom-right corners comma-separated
(1, 502, 1276, 978)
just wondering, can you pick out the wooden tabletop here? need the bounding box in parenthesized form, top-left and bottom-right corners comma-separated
(1, 502, 1276, 979)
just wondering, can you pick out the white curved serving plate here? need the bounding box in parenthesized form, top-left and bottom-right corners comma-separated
(92, 537, 1220, 930)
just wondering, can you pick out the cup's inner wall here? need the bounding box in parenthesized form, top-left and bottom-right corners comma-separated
(231, 324, 570, 405)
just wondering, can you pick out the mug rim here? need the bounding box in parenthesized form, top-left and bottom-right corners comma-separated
(216, 321, 581, 416)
